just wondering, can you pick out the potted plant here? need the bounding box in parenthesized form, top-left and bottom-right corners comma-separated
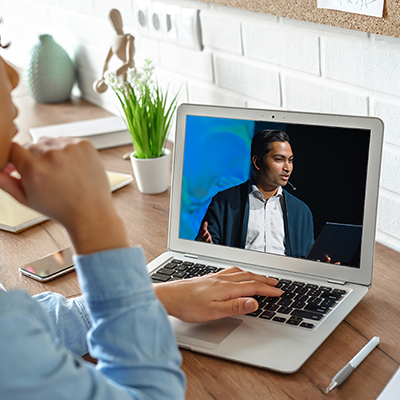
(105, 60, 178, 194)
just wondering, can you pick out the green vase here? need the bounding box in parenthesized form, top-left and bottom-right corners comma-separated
(25, 34, 75, 103)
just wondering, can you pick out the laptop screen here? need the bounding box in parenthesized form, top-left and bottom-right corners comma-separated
(171, 105, 383, 285)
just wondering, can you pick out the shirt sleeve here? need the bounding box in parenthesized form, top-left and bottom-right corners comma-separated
(0, 246, 186, 400)
(34, 292, 91, 356)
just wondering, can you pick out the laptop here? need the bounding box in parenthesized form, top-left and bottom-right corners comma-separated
(146, 104, 384, 373)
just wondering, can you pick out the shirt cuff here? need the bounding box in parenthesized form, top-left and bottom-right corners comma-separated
(74, 246, 155, 315)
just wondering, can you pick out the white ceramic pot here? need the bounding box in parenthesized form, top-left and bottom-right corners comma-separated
(130, 149, 171, 194)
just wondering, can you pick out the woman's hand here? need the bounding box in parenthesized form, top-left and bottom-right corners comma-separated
(0, 138, 128, 254)
(154, 267, 283, 323)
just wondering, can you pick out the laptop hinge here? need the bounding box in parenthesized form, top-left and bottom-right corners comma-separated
(327, 279, 346, 286)
(183, 254, 198, 260)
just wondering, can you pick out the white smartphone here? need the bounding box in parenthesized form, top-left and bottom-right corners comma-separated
(19, 248, 75, 282)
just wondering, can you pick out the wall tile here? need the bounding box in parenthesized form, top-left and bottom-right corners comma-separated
(94, 0, 135, 27)
(31, 0, 63, 4)
(160, 42, 213, 82)
(78, 15, 114, 47)
(200, 9, 242, 55)
(380, 143, 400, 195)
(188, 81, 247, 107)
(282, 72, 368, 115)
(242, 18, 320, 75)
(376, 230, 400, 255)
(246, 98, 284, 110)
(76, 67, 119, 113)
(74, 43, 109, 76)
(214, 54, 280, 105)
(135, 36, 161, 66)
(62, 0, 95, 15)
(49, 7, 80, 39)
(156, 68, 188, 103)
(3, 0, 50, 35)
(321, 33, 400, 97)
(371, 97, 400, 148)
(377, 190, 400, 251)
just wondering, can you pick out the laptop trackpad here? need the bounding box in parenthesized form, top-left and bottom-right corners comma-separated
(170, 317, 242, 350)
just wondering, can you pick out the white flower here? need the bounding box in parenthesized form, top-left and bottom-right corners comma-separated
(142, 59, 155, 74)
(126, 68, 140, 86)
(104, 71, 117, 87)
(104, 71, 125, 90)
(116, 76, 126, 90)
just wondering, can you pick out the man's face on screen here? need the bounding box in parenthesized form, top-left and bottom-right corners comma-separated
(254, 141, 293, 189)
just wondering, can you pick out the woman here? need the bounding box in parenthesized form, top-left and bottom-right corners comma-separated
(0, 42, 281, 399)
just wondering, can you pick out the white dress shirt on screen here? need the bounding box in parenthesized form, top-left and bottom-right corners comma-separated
(245, 185, 286, 255)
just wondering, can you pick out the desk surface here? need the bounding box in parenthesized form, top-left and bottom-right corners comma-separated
(1, 90, 399, 400)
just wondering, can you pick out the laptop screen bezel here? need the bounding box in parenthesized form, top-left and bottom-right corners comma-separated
(168, 104, 384, 286)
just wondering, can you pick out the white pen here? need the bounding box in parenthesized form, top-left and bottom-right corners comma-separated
(326, 336, 380, 393)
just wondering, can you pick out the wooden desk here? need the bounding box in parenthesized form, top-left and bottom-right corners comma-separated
(1, 92, 399, 400)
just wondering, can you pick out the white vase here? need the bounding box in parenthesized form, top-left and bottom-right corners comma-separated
(130, 149, 171, 194)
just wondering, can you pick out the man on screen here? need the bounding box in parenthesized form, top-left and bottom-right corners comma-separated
(196, 130, 314, 258)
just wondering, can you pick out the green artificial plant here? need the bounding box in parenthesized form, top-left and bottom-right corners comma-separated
(105, 59, 178, 159)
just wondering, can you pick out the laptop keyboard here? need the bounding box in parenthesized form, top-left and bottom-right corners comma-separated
(151, 259, 348, 330)
(151, 259, 225, 282)
(247, 279, 347, 329)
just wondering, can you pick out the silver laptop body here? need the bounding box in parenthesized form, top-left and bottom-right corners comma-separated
(147, 104, 384, 373)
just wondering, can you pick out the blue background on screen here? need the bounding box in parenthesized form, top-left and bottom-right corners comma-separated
(180, 115, 255, 240)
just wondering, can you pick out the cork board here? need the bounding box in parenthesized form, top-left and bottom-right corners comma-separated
(200, 0, 400, 38)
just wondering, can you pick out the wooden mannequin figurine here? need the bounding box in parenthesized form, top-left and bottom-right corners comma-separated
(93, 9, 135, 93)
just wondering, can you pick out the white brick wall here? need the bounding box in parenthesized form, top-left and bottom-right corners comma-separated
(201, 9, 242, 55)
(214, 53, 281, 105)
(2, 0, 400, 252)
(242, 18, 320, 75)
(188, 80, 246, 107)
(160, 42, 214, 81)
(281, 72, 369, 114)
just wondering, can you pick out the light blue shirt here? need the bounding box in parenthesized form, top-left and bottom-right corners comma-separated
(0, 247, 186, 399)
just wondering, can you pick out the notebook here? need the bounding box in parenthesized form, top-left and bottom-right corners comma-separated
(30, 116, 132, 150)
(0, 171, 133, 233)
(146, 104, 384, 373)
